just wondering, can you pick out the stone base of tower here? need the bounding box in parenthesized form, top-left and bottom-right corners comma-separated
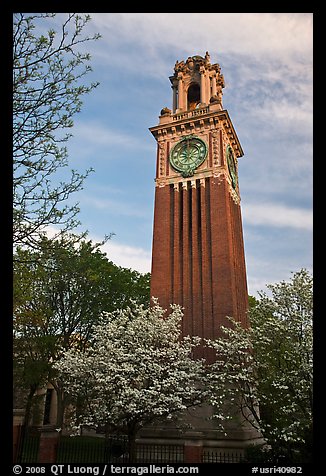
(137, 403, 264, 462)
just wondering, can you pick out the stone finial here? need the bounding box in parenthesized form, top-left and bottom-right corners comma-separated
(210, 95, 220, 104)
(160, 107, 171, 116)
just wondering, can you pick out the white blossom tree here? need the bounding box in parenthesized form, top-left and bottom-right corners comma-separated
(54, 300, 209, 462)
(206, 269, 313, 462)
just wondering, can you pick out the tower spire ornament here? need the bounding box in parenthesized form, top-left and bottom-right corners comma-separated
(169, 52, 225, 113)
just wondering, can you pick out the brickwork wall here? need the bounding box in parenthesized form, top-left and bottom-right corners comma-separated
(150, 111, 248, 362)
(150, 185, 172, 311)
(38, 428, 59, 463)
(150, 174, 248, 361)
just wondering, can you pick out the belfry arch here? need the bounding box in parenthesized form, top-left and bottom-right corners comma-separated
(187, 82, 201, 110)
(169, 53, 225, 113)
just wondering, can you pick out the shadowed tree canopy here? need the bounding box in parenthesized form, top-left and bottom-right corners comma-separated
(13, 234, 150, 426)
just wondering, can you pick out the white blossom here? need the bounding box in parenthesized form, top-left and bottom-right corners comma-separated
(54, 300, 211, 459)
(205, 269, 313, 456)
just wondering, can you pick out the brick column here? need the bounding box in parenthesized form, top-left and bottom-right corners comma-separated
(13, 409, 25, 463)
(182, 181, 191, 337)
(200, 69, 206, 104)
(191, 181, 202, 342)
(150, 184, 172, 311)
(38, 425, 60, 463)
(184, 439, 203, 463)
(172, 183, 182, 307)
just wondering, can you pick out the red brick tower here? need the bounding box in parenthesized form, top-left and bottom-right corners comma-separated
(150, 53, 248, 360)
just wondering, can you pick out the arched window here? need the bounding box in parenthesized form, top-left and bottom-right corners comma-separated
(187, 83, 200, 110)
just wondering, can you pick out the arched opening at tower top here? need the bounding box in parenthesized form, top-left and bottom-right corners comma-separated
(187, 83, 200, 110)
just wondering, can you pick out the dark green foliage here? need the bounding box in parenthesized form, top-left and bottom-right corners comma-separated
(13, 234, 150, 426)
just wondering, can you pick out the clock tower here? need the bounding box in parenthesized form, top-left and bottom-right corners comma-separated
(150, 52, 249, 361)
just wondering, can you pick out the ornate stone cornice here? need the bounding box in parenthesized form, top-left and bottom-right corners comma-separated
(172, 52, 224, 85)
(150, 108, 244, 159)
(155, 168, 240, 203)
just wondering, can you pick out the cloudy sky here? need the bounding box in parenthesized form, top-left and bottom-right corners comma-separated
(45, 13, 313, 296)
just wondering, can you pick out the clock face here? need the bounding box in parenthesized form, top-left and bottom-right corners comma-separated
(169, 135, 207, 178)
(226, 145, 237, 189)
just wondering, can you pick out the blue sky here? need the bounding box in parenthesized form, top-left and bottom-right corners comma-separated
(46, 13, 313, 297)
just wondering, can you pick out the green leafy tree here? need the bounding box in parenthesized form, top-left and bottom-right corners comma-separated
(13, 13, 100, 248)
(206, 269, 313, 462)
(13, 234, 150, 427)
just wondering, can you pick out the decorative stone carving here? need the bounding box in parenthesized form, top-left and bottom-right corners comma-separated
(160, 107, 171, 116)
(211, 130, 219, 167)
(157, 140, 166, 178)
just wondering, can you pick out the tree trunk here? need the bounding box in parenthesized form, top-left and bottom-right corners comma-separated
(56, 385, 65, 428)
(127, 424, 138, 464)
(50, 380, 65, 428)
(19, 384, 38, 454)
(24, 384, 37, 426)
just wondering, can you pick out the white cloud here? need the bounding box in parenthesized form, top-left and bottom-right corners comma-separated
(41, 226, 152, 274)
(88, 13, 313, 167)
(243, 203, 313, 231)
(245, 252, 313, 298)
(90, 13, 312, 75)
(81, 195, 149, 218)
(245, 93, 313, 137)
(71, 120, 152, 151)
(100, 240, 151, 274)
